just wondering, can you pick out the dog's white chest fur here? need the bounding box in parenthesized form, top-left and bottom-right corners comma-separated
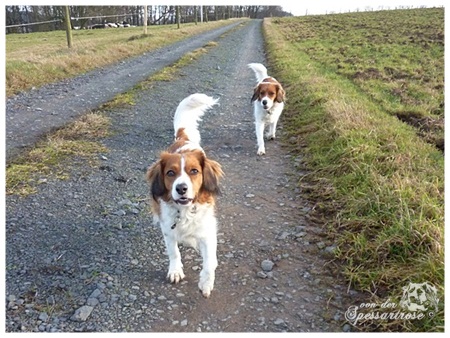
(258, 101, 284, 123)
(157, 200, 217, 249)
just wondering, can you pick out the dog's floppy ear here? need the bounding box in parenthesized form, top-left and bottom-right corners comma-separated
(146, 158, 166, 199)
(276, 84, 286, 103)
(251, 85, 260, 102)
(202, 157, 224, 195)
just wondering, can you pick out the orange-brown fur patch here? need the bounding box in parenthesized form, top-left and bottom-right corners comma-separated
(163, 151, 204, 201)
(167, 128, 190, 153)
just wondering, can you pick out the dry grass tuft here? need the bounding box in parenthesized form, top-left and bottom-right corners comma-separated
(6, 113, 110, 196)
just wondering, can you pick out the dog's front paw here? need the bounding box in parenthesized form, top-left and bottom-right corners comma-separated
(198, 270, 215, 298)
(167, 269, 185, 284)
(265, 134, 275, 140)
(257, 147, 265, 156)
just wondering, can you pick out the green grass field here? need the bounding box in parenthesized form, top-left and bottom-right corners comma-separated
(274, 8, 444, 151)
(264, 8, 444, 331)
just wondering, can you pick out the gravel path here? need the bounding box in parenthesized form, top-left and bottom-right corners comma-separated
(5, 19, 358, 332)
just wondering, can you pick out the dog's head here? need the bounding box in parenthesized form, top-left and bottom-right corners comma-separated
(251, 80, 285, 111)
(147, 150, 223, 206)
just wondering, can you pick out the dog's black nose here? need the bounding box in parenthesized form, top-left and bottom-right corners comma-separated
(262, 99, 268, 106)
(176, 183, 188, 195)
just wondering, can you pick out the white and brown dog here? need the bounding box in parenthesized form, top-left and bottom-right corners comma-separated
(146, 93, 223, 298)
(248, 63, 286, 155)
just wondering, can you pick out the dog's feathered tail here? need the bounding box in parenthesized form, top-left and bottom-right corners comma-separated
(173, 93, 219, 145)
(248, 63, 269, 83)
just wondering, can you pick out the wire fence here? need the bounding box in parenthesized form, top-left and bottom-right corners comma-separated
(70, 13, 133, 21)
(5, 13, 138, 32)
(6, 19, 62, 28)
(6, 11, 192, 33)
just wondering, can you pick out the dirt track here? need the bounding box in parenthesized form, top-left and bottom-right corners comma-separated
(5, 19, 358, 332)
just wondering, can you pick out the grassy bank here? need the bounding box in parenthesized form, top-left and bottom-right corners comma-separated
(5, 19, 238, 96)
(263, 8, 443, 331)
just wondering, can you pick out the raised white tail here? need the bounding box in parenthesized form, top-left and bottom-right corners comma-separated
(173, 93, 219, 145)
(248, 63, 269, 83)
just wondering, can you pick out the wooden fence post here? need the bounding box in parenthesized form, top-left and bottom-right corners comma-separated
(144, 5, 148, 34)
(64, 6, 72, 48)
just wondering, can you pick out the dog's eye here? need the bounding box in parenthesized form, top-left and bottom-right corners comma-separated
(166, 170, 175, 177)
(190, 168, 199, 175)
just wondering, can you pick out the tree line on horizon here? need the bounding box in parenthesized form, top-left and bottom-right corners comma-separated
(5, 5, 292, 33)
